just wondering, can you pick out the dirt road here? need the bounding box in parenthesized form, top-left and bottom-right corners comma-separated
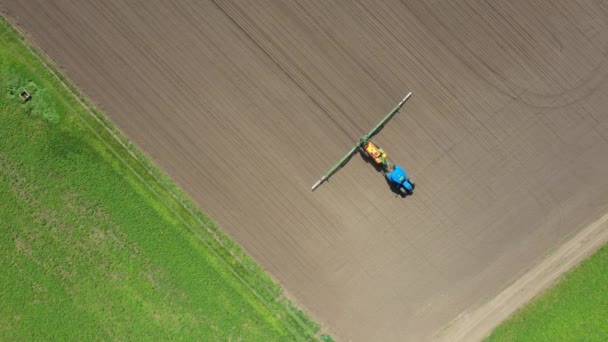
(3, 1, 608, 340)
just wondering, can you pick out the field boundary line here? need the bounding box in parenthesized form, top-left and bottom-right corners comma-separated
(435, 209, 608, 342)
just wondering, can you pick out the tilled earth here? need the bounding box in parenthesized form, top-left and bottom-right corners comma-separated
(3, 1, 608, 340)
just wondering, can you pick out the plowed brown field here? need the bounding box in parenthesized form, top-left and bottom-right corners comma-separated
(3, 1, 608, 340)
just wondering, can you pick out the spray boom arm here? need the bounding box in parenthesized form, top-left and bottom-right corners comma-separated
(311, 92, 412, 191)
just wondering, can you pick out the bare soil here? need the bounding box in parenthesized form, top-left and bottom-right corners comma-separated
(2, 1, 608, 340)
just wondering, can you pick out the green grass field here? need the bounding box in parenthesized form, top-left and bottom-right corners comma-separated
(0, 17, 322, 341)
(487, 244, 608, 341)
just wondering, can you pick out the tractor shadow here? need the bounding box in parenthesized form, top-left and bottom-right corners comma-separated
(357, 148, 410, 198)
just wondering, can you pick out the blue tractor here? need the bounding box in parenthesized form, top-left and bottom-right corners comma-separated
(362, 140, 415, 197)
(385, 164, 415, 197)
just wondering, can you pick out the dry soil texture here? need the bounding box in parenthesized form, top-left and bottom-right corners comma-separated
(3, 1, 608, 340)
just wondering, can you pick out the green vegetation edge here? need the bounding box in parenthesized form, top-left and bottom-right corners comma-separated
(0, 15, 323, 340)
(486, 244, 608, 341)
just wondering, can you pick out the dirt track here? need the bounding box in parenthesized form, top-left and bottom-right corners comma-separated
(3, 1, 608, 340)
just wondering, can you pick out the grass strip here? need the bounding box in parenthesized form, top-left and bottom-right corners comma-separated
(486, 244, 608, 341)
(0, 16, 322, 341)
